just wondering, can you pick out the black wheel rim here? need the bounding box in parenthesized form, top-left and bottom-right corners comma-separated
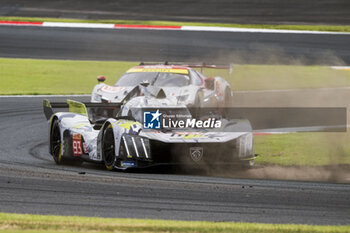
(103, 128, 115, 166)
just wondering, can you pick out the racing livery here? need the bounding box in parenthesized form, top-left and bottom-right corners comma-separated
(44, 86, 254, 170)
(91, 63, 233, 108)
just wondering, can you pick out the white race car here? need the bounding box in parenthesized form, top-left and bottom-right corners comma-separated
(44, 85, 254, 170)
(91, 63, 233, 108)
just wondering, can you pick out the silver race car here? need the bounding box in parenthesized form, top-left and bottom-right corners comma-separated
(44, 86, 254, 170)
(91, 63, 233, 108)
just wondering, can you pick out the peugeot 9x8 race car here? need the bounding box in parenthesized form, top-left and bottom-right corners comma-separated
(44, 85, 254, 170)
(91, 63, 233, 108)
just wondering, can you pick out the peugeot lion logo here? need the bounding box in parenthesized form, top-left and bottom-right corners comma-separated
(190, 147, 203, 162)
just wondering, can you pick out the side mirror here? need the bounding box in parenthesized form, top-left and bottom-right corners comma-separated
(205, 79, 215, 90)
(97, 76, 106, 83)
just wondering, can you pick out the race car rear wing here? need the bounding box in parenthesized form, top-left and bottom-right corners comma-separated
(139, 62, 233, 74)
(43, 99, 122, 121)
(187, 64, 233, 74)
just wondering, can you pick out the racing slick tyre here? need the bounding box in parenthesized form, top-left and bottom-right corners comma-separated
(224, 88, 233, 107)
(239, 159, 255, 170)
(50, 118, 63, 164)
(191, 92, 202, 118)
(50, 119, 83, 166)
(223, 88, 233, 117)
(194, 93, 201, 107)
(102, 126, 116, 170)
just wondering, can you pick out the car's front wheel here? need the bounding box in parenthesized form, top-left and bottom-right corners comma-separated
(224, 88, 233, 107)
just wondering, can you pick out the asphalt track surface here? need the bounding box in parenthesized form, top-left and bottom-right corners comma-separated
(1, 0, 350, 25)
(0, 25, 350, 65)
(0, 25, 350, 224)
(0, 96, 350, 225)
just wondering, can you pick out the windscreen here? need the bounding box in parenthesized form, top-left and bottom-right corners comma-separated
(115, 72, 158, 86)
(153, 73, 190, 87)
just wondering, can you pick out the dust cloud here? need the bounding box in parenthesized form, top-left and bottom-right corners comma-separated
(207, 165, 350, 183)
(189, 48, 350, 183)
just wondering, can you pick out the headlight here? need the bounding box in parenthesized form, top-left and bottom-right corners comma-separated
(177, 94, 190, 102)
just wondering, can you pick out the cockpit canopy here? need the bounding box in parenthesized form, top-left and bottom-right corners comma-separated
(115, 72, 191, 87)
(118, 96, 192, 124)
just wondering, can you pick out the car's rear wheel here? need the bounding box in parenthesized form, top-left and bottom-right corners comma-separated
(51, 119, 83, 166)
(224, 88, 233, 107)
(191, 92, 202, 118)
(194, 92, 201, 107)
(102, 126, 116, 170)
(51, 119, 62, 164)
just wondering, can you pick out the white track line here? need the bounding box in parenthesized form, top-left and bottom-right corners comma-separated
(331, 66, 350, 70)
(42, 22, 115, 29)
(181, 26, 350, 35)
(1, 20, 350, 35)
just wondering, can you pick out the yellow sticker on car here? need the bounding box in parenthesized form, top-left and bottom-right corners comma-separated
(172, 132, 208, 139)
(126, 68, 189, 74)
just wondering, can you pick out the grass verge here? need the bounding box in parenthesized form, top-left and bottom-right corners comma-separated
(255, 133, 350, 166)
(1, 58, 350, 95)
(0, 212, 349, 233)
(0, 58, 137, 95)
(0, 16, 350, 33)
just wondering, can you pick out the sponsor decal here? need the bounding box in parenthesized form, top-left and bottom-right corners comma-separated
(171, 132, 208, 139)
(72, 133, 83, 156)
(102, 86, 125, 92)
(190, 147, 203, 162)
(121, 161, 136, 168)
(127, 68, 189, 74)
